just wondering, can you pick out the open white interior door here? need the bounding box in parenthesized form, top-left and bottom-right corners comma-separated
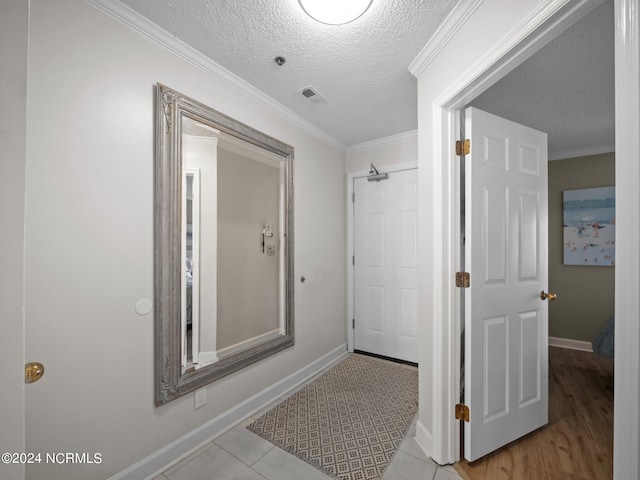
(464, 107, 550, 461)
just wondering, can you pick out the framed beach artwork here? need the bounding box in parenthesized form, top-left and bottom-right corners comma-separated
(563, 186, 615, 266)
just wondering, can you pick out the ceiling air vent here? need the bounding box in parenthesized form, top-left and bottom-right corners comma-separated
(297, 85, 328, 104)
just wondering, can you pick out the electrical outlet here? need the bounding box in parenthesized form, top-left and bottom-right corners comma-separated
(194, 386, 207, 410)
(266, 245, 276, 256)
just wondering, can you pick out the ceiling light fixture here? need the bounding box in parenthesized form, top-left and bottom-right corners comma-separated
(298, 0, 373, 25)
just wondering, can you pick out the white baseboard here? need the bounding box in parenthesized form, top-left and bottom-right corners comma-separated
(109, 344, 348, 480)
(414, 419, 433, 461)
(549, 336, 593, 352)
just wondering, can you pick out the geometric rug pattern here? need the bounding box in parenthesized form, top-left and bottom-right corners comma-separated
(247, 354, 418, 480)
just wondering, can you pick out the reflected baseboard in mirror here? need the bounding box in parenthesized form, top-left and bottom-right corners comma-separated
(154, 83, 294, 406)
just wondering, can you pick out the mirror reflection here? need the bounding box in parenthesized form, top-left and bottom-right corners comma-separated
(155, 84, 294, 405)
(180, 116, 285, 373)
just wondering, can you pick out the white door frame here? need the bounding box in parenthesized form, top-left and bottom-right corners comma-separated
(612, 0, 640, 477)
(428, 0, 639, 476)
(1, 2, 28, 480)
(346, 162, 418, 353)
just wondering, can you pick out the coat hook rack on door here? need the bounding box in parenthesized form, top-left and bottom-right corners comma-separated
(367, 163, 389, 182)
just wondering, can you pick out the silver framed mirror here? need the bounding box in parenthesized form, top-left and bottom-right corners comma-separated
(154, 83, 294, 406)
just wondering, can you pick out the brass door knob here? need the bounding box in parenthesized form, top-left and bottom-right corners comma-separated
(540, 291, 557, 301)
(25, 362, 45, 384)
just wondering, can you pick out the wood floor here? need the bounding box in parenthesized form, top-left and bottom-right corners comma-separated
(455, 346, 614, 480)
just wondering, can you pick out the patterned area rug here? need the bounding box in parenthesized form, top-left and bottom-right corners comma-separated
(247, 354, 418, 480)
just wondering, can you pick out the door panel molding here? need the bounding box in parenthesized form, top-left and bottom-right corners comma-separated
(346, 162, 418, 355)
(353, 169, 419, 362)
(465, 107, 549, 461)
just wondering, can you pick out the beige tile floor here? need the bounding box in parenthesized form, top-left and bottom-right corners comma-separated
(153, 415, 462, 480)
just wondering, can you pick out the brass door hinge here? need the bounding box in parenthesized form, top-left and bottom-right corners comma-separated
(456, 139, 470, 156)
(455, 403, 470, 422)
(456, 272, 470, 288)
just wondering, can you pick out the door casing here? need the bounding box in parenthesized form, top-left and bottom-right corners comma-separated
(1, 3, 28, 480)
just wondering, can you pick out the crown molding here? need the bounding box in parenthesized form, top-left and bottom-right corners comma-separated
(347, 130, 418, 154)
(549, 144, 615, 161)
(408, 0, 484, 78)
(432, 0, 599, 109)
(82, 0, 346, 152)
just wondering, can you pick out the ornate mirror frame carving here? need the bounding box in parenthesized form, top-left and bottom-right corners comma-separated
(154, 83, 294, 406)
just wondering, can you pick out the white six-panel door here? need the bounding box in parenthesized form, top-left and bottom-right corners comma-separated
(353, 169, 418, 363)
(464, 108, 549, 461)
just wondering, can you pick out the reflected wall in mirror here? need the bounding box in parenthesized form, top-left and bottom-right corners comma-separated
(155, 83, 294, 406)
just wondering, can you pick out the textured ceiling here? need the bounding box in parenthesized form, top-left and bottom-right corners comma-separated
(471, 1, 614, 160)
(117, 0, 614, 155)
(117, 0, 459, 146)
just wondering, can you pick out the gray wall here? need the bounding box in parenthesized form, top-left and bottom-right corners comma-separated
(548, 152, 615, 342)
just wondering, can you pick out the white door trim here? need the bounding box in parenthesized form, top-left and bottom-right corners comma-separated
(346, 162, 418, 354)
(426, 0, 622, 466)
(613, 0, 640, 477)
